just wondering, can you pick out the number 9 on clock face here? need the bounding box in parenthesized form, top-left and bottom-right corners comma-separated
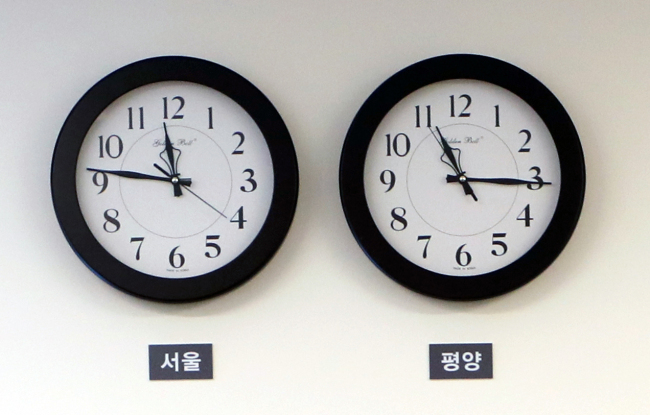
(339, 54, 585, 300)
(52, 57, 299, 302)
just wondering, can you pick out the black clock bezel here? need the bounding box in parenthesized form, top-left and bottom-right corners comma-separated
(339, 54, 585, 300)
(51, 56, 299, 302)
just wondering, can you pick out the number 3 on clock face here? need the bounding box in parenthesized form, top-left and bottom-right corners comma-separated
(339, 54, 585, 300)
(52, 56, 299, 302)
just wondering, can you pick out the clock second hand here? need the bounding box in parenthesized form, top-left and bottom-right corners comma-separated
(154, 163, 227, 218)
(181, 185, 228, 218)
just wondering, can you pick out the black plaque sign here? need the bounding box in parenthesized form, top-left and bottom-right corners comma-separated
(429, 343, 493, 380)
(149, 344, 213, 380)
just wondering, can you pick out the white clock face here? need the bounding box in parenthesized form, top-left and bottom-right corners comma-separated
(75, 81, 274, 279)
(364, 79, 561, 276)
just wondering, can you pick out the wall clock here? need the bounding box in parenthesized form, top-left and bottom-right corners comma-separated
(51, 56, 299, 302)
(339, 54, 585, 300)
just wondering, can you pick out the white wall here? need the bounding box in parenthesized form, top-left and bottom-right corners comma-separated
(1, 1, 649, 413)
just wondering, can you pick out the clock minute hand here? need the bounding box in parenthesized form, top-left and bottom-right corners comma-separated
(432, 127, 462, 173)
(162, 122, 183, 197)
(87, 168, 192, 186)
(162, 122, 177, 174)
(431, 126, 478, 201)
(446, 175, 552, 186)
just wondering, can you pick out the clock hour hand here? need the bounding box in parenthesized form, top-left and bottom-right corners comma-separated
(446, 175, 552, 186)
(430, 126, 478, 201)
(160, 122, 183, 196)
(153, 163, 173, 178)
(87, 168, 192, 186)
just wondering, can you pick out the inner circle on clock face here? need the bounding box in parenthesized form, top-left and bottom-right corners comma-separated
(407, 123, 519, 236)
(119, 125, 232, 239)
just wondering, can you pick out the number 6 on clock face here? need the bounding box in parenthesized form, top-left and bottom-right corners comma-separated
(339, 54, 585, 300)
(52, 56, 299, 302)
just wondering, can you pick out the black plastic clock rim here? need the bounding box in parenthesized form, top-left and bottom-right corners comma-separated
(51, 56, 299, 302)
(339, 54, 585, 300)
